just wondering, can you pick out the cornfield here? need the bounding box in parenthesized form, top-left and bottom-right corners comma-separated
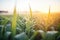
(0, 2, 60, 40)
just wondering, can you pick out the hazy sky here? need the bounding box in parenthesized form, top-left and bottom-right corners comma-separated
(0, 0, 60, 13)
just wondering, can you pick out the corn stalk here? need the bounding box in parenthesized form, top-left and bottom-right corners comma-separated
(29, 4, 32, 19)
(11, 5, 17, 40)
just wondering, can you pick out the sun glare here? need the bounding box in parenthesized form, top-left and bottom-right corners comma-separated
(16, 0, 50, 13)
(0, 0, 60, 14)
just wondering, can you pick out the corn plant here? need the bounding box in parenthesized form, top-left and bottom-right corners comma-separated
(11, 5, 17, 40)
(0, 15, 9, 39)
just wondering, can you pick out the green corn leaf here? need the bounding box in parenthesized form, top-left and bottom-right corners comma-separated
(11, 5, 17, 40)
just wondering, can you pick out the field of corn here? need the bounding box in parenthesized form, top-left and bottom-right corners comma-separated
(0, 6, 60, 40)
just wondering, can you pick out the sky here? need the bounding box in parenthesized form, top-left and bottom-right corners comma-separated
(0, 0, 60, 13)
